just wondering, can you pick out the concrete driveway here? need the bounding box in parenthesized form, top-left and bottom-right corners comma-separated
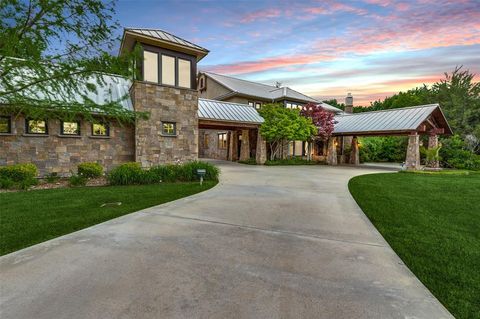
(0, 161, 452, 319)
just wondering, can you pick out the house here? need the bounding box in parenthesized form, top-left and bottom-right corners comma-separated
(0, 28, 452, 176)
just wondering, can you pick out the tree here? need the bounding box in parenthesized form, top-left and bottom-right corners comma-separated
(259, 104, 316, 160)
(300, 102, 336, 160)
(0, 0, 143, 123)
(322, 99, 345, 111)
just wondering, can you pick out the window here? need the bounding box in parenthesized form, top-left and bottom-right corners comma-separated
(161, 55, 175, 86)
(218, 132, 227, 149)
(61, 121, 80, 135)
(162, 122, 176, 135)
(0, 116, 11, 133)
(255, 102, 261, 110)
(204, 134, 209, 148)
(178, 58, 191, 88)
(26, 119, 48, 134)
(286, 103, 292, 109)
(92, 123, 109, 136)
(143, 51, 158, 83)
(248, 101, 254, 107)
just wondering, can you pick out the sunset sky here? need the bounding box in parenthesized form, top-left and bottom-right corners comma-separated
(116, 0, 480, 106)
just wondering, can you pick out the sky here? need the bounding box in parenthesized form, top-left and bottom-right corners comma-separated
(115, 0, 480, 106)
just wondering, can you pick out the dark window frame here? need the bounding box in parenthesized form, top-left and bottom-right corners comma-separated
(60, 120, 81, 136)
(91, 122, 110, 137)
(25, 118, 48, 135)
(255, 102, 262, 110)
(162, 121, 177, 136)
(142, 50, 159, 84)
(218, 132, 228, 149)
(141, 43, 197, 90)
(248, 101, 255, 107)
(0, 116, 12, 133)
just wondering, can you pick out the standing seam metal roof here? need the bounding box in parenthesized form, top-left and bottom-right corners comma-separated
(198, 98, 264, 124)
(333, 104, 444, 134)
(125, 28, 209, 52)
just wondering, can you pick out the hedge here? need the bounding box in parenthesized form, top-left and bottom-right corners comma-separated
(0, 163, 38, 189)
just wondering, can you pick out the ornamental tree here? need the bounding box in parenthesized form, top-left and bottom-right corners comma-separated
(300, 102, 336, 141)
(259, 103, 316, 160)
(0, 0, 144, 123)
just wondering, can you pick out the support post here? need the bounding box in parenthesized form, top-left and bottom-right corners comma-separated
(228, 131, 238, 161)
(327, 137, 338, 165)
(405, 132, 420, 170)
(428, 134, 440, 168)
(256, 130, 267, 165)
(349, 136, 360, 165)
(240, 129, 250, 161)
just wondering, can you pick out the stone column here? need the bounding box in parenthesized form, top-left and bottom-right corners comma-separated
(405, 132, 420, 170)
(229, 131, 238, 161)
(239, 129, 250, 161)
(256, 130, 267, 164)
(428, 134, 439, 168)
(349, 136, 360, 165)
(326, 137, 337, 165)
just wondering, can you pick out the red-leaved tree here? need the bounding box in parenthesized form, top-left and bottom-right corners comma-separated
(300, 102, 336, 141)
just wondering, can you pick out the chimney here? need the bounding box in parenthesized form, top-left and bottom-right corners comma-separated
(345, 93, 353, 113)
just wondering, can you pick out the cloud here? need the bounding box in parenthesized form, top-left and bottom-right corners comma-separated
(240, 8, 282, 23)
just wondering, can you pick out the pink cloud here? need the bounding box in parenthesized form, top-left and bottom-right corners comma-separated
(240, 8, 282, 23)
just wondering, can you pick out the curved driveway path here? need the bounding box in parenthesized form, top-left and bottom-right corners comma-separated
(0, 161, 452, 318)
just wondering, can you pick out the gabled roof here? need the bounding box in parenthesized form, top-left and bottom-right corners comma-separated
(198, 98, 264, 124)
(120, 28, 209, 61)
(203, 72, 341, 112)
(333, 104, 452, 135)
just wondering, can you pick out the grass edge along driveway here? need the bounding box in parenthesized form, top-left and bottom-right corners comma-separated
(0, 181, 217, 256)
(348, 172, 479, 319)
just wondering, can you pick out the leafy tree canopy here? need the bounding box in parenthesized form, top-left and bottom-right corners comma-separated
(0, 0, 144, 123)
(300, 102, 336, 141)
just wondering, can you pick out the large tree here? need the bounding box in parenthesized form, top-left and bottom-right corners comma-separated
(300, 102, 336, 160)
(259, 104, 316, 160)
(0, 0, 142, 122)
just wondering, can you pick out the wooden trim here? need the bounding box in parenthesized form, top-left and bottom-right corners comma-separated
(199, 119, 260, 130)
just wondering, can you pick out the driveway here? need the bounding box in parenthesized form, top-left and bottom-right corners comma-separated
(0, 161, 452, 319)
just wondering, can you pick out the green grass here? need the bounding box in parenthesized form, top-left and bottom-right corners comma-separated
(349, 173, 480, 319)
(0, 181, 217, 256)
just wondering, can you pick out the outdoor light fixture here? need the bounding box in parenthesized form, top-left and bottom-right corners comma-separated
(196, 169, 206, 185)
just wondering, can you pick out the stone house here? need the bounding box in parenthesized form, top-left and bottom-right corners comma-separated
(0, 28, 452, 176)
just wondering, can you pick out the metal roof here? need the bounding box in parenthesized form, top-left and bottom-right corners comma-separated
(333, 104, 451, 135)
(203, 72, 341, 112)
(198, 98, 264, 124)
(125, 28, 209, 53)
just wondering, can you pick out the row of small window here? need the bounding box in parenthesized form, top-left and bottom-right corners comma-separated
(0, 116, 110, 136)
(286, 102, 302, 109)
(143, 51, 192, 89)
(248, 101, 262, 110)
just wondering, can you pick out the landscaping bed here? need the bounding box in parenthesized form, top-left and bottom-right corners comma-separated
(348, 172, 480, 319)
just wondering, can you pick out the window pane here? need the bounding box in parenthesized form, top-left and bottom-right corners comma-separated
(218, 133, 227, 149)
(248, 102, 254, 107)
(255, 103, 261, 110)
(162, 122, 176, 135)
(0, 117, 10, 133)
(178, 58, 191, 88)
(92, 123, 108, 136)
(28, 120, 47, 134)
(62, 121, 80, 135)
(143, 51, 158, 83)
(162, 55, 175, 86)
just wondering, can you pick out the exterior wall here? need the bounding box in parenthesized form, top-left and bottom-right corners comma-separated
(198, 76, 231, 100)
(132, 81, 198, 167)
(0, 115, 135, 176)
(199, 129, 229, 160)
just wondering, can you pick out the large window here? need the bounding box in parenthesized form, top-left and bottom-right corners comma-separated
(162, 122, 176, 136)
(178, 58, 191, 88)
(218, 132, 227, 149)
(26, 119, 48, 134)
(161, 55, 175, 86)
(0, 116, 11, 133)
(143, 51, 158, 83)
(92, 123, 109, 136)
(61, 121, 80, 135)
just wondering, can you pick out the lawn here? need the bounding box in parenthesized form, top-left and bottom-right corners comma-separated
(0, 181, 217, 256)
(348, 172, 480, 319)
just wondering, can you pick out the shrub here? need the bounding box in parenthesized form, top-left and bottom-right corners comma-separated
(107, 162, 144, 185)
(0, 163, 38, 189)
(78, 162, 103, 179)
(45, 172, 60, 183)
(238, 158, 257, 165)
(69, 174, 87, 187)
(440, 135, 480, 171)
(265, 157, 321, 166)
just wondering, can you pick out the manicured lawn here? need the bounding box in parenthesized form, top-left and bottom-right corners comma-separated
(0, 181, 217, 256)
(349, 172, 480, 319)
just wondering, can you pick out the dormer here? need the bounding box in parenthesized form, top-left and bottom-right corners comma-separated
(120, 28, 209, 90)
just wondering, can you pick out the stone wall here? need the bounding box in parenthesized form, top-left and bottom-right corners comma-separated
(199, 129, 229, 160)
(0, 115, 135, 176)
(132, 82, 198, 167)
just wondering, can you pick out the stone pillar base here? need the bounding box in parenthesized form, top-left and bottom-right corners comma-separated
(256, 130, 267, 165)
(239, 129, 250, 161)
(405, 133, 420, 170)
(349, 136, 359, 165)
(327, 137, 337, 165)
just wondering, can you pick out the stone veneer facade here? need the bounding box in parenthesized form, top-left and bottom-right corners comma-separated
(199, 129, 229, 160)
(0, 115, 135, 176)
(132, 81, 198, 167)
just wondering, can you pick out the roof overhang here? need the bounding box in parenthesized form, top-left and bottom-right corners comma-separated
(119, 30, 209, 61)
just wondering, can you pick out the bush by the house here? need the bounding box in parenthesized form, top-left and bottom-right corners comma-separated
(265, 157, 323, 166)
(77, 162, 103, 179)
(440, 135, 480, 171)
(238, 158, 257, 165)
(45, 172, 60, 183)
(69, 174, 87, 187)
(0, 163, 38, 189)
(107, 161, 219, 186)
